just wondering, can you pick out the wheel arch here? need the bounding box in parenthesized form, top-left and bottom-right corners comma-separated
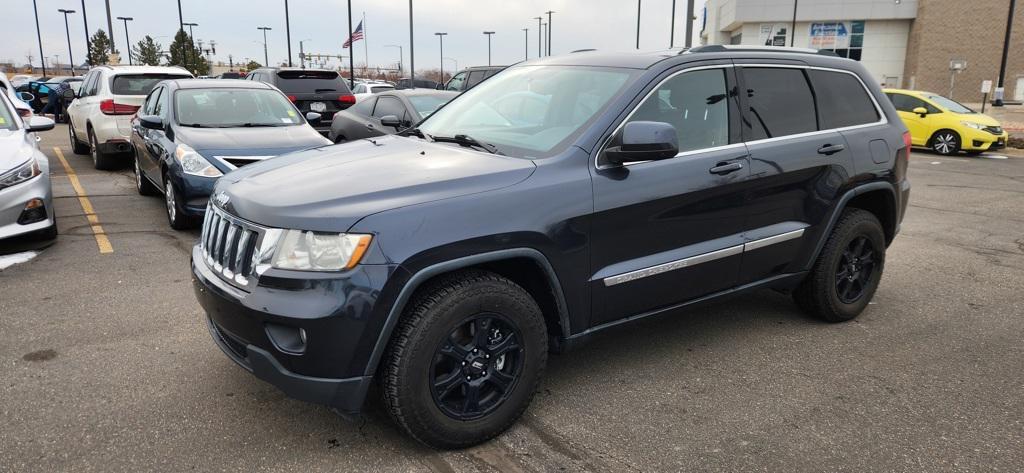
(363, 248, 572, 378)
(804, 182, 898, 271)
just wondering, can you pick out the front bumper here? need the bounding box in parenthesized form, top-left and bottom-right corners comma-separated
(0, 158, 55, 241)
(962, 128, 1009, 151)
(191, 245, 398, 414)
(167, 170, 217, 218)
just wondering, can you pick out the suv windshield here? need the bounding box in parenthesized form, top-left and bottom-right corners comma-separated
(925, 94, 974, 114)
(275, 70, 351, 94)
(416, 65, 637, 158)
(112, 74, 191, 95)
(175, 88, 302, 128)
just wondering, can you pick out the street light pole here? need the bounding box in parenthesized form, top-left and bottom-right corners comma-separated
(483, 31, 495, 66)
(636, 0, 642, 50)
(58, 9, 77, 75)
(685, 0, 695, 48)
(79, 0, 90, 66)
(534, 17, 542, 57)
(546, 11, 554, 56)
(671, 0, 676, 47)
(409, 0, 415, 83)
(284, 0, 293, 67)
(993, 0, 1016, 107)
(522, 28, 528, 60)
(176, 0, 183, 33)
(32, 0, 46, 77)
(435, 32, 447, 84)
(257, 27, 272, 66)
(790, 0, 798, 47)
(104, 0, 114, 55)
(541, 23, 546, 56)
(299, 39, 311, 69)
(183, 22, 198, 72)
(117, 17, 134, 65)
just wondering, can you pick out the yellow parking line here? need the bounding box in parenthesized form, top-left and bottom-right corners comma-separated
(53, 147, 114, 254)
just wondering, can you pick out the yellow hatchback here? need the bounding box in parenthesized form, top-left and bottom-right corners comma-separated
(883, 89, 1009, 156)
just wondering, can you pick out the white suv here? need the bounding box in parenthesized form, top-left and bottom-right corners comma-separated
(67, 65, 192, 169)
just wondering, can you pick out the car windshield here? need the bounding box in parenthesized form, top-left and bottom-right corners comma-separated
(112, 74, 191, 95)
(408, 95, 449, 118)
(0, 96, 17, 131)
(925, 94, 974, 114)
(417, 66, 636, 158)
(175, 88, 302, 128)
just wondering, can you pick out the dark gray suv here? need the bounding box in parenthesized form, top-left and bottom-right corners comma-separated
(193, 46, 910, 449)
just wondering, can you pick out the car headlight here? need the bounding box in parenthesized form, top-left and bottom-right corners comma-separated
(0, 158, 41, 191)
(175, 144, 222, 177)
(272, 230, 372, 271)
(960, 121, 985, 130)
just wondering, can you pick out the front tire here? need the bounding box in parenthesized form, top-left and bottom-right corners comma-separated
(163, 174, 192, 230)
(381, 270, 548, 449)
(794, 209, 886, 322)
(930, 130, 961, 156)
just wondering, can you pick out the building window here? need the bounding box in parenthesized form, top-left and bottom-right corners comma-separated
(810, 20, 865, 61)
(730, 32, 743, 45)
(759, 24, 788, 47)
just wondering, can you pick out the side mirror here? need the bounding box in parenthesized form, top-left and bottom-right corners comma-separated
(305, 111, 322, 122)
(17, 91, 36, 103)
(61, 88, 76, 100)
(604, 121, 679, 166)
(139, 115, 164, 130)
(912, 106, 928, 117)
(380, 114, 402, 128)
(26, 116, 55, 132)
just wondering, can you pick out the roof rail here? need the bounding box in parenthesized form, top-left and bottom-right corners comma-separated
(689, 44, 838, 57)
(570, 48, 597, 53)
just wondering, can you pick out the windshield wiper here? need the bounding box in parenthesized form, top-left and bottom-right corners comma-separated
(431, 134, 501, 155)
(399, 127, 433, 142)
(238, 123, 285, 127)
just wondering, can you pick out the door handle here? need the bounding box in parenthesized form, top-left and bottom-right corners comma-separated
(709, 161, 743, 175)
(366, 123, 375, 129)
(817, 143, 846, 155)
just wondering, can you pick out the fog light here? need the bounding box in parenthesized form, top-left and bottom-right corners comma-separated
(18, 199, 47, 225)
(265, 323, 308, 354)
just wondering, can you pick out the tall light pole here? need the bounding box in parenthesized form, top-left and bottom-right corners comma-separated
(58, 9, 76, 75)
(117, 17, 133, 65)
(79, 0, 90, 66)
(522, 28, 529, 60)
(104, 0, 114, 55)
(546, 11, 554, 56)
(176, 0, 183, 33)
(541, 23, 546, 57)
(409, 0, 415, 83)
(284, 0, 293, 66)
(299, 39, 311, 69)
(790, 0, 798, 47)
(993, 0, 1016, 107)
(347, 0, 354, 88)
(257, 27, 272, 66)
(384, 44, 403, 73)
(636, 0, 642, 50)
(483, 31, 495, 66)
(183, 22, 198, 72)
(685, 0, 695, 48)
(534, 17, 542, 57)
(435, 32, 447, 83)
(32, 0, 46, 77)
(671, 0, 676, 47)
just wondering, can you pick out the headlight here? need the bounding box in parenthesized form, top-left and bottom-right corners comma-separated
(960, 121, 984, 130)
(0, 159, 41, 191)
(272, 230, 372, 271)
(175, 144, 222, 177)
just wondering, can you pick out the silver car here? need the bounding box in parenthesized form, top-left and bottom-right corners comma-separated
(0, 92, 56, 241)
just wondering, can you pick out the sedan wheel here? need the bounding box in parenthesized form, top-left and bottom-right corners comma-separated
(932, 131, 960, 156)
(163, 176, 191, 230)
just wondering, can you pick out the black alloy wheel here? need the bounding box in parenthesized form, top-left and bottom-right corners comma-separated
(834, 236, 877, 304)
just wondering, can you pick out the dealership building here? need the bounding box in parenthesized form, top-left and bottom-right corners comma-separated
(700, 0, 1023, 102)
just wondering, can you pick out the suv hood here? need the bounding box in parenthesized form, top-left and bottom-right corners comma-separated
(216, 135, 536, 232)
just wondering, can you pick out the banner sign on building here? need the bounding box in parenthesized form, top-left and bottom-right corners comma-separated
(810, 22, 850, 49)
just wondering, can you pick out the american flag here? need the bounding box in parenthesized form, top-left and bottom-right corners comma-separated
(343, 20, 364, 48)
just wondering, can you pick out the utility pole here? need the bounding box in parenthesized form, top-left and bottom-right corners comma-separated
(483, 31, 495, 65)
(184, 22, 198, 73)
(58, 9, 76, 75)
(993, 0, 1016, 107)
(32, 0, 46, 77)
(176, 0, 183, 34)
(523, 28, 529, 60)
(117, 17, 134, 65)
(435, 32, 447, 84)
(79, 0, 90, 65)
(409, 0, 415, 83)
(541, 23, 546, 57)
(685, 0, 695, 48)
(790, 0, 798, 47)
(257, 27, 272, 66)
(671, 0, 676, 47)
(546, 11, 554, 55)
(534, 17, 542, 57)
(636, 0, 642, 49)
(104, 0, 114, 55)
(347, 0, 355, 88)
(284, 0, 293, 66)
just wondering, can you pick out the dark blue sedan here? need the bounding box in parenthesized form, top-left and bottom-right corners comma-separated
(130, 79, 330, 229)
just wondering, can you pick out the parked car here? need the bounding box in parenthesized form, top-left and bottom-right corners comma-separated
(883, 88, 1009, 156)
(214, 72, 243, 79)
(444, 65, 505, 92)
(0, 74, 33, 118)
(193, 46, 910, 449)
(328, 90, 456, 143)
(245, 68, 355, 136)
(66, 65, 193, 169)
(0, 92, 57, 242)
(352, 81, 395, 102)
(16, 77, 83, 113)
(394, 77, 440, 90)
(130, 79, 330, 229)
(9, 75, 41, 88)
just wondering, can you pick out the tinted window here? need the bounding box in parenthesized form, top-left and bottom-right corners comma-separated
(408, 95, 450, 119)
(370, 85, 394, 94)
(275, 70, 352, 94)
(350, 96, 376, 116)
(887, 93, 940, 114)
(743, 67, 817, 139)
(808, 70, 879, 129)
(465, 71, 485, 89)
(111, 74, 190, 96)
(175, 88, 302, 127)
(373, 97, 406, 119)
(142, 88, 162, 115)
(153, 87, 169, 119)
(627, 68, 731, 153)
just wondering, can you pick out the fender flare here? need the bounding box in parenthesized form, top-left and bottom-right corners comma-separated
(803, 181, 898, 271)
(362, 247, 572, 377)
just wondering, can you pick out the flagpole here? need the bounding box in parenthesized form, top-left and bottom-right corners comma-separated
(347, 0, 354, 88)
(363, 12, 369, 76)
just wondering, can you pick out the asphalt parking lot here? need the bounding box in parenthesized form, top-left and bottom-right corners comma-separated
(1, 124, 1022, 472)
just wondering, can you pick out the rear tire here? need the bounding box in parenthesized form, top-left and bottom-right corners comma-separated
(69, 122, 89, 155)
(89, 129, 119, 170)
(794, 209, 886, 322)
(930, 130, 961, 156)
(381, 270, 548, 449)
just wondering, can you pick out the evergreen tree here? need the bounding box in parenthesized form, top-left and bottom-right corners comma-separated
(88, 30, 115, 65)
(132, 35, 163, 66)
(244, 60, 262, 72)
(167, 29, 205, 75)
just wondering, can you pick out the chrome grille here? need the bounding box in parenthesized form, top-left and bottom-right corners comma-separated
(200, 204, 279, 291)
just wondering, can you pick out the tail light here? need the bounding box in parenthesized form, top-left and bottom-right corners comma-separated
(338, 94, 356, 105)
(287, 95, 297, 103)
(100, 99, 140, 115)
(897, 130, 912, 181)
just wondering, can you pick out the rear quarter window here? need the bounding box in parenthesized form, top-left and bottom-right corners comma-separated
(275, 70, 352, 94)
(743, 67, 818, 139)
(111, 74, 191, 96)
(809, 70, 880, 129)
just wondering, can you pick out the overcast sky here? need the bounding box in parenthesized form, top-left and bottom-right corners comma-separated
(2, 0, 705, 72)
